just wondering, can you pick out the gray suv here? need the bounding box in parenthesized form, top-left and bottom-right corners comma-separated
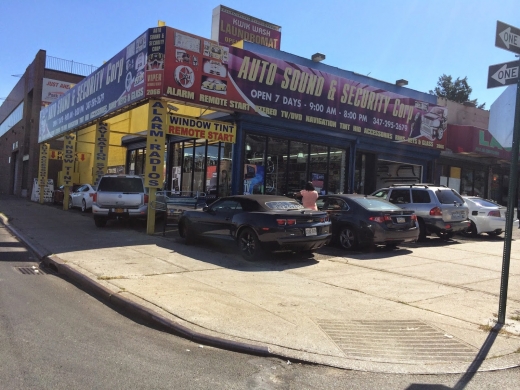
(371, 184, 470, 241)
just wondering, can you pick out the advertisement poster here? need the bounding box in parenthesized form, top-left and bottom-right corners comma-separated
(161, 26, 447, 150)
(243, 164, 264, 194)
(39, 29, 150, 142)
(41, 78, 75, 107)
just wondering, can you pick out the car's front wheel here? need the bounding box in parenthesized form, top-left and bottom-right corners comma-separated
(238, 228, 263, 261)
(338, 226, 358, 250)
(417, 219, 427, 242)
(178, 220, 195, 245)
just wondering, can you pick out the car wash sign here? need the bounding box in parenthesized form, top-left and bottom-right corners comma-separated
(145, 100, 166, 188)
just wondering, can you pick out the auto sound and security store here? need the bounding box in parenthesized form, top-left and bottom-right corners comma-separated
(37, 15, 445, 231)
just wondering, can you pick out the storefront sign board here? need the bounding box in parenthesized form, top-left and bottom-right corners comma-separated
(167, 114, 236, 143)
(145, 100, 166, 188)
(39, 29, 151, 142)
(211, 5, 281, 49)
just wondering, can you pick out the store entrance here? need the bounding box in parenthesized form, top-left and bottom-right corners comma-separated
(375, 159, 422, 190)
(167, 139, 233, 202)
(244, 133, 349, 196)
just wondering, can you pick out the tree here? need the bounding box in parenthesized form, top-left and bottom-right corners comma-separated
(430, 74, 486, 109)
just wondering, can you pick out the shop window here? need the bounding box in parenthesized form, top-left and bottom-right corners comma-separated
(328, 148, 347, 194)
(266, 137, 288, 196)
(244, 134, 266, 194)
(309, 144, 328, 195)
(218, 142, 232, 198)
(461, 169, 473, 195)
(474, 170, 485, 197)
(288, 141, 309, 196)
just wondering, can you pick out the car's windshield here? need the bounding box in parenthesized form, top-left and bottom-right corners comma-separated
(98, 177, 144, 192)
(354, 197, 400, 211)
(265, 201, 304, 210)
(469, 198, 501, 208)
(435, 189, 463, 204)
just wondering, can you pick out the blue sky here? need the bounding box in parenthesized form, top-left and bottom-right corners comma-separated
(1, 0, 519, 109)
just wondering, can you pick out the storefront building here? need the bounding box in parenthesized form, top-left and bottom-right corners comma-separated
(435, 99, 515, 205)
(0, 50, 90, 197)
(4, 16, 515, 227)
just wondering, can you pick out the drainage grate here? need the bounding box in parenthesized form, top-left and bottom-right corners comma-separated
(15, 266, 49, 275)
(316, 319, 478, 363)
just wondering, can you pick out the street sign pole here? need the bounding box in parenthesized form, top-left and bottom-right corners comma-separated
(498, 57, 520, 324)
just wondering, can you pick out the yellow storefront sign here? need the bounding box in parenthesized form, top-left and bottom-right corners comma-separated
(145, 100, 166, 188)
(49, 149, 90, 161)
(62, 134, 76, 186)
(167, 114, 236, 143)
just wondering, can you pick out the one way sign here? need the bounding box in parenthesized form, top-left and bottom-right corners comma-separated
(487, 60, 519, 88)
(495, 21, 520, 55)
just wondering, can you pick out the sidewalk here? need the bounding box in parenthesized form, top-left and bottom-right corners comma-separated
(1, 194, 519, 374)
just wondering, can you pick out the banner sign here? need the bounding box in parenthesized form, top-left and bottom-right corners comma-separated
(42, 78, 75, 107)
(38, 143, 50, 186)
(61, 134, 76, 186)
(39, 29, 151, 142)
(145, 100, 166, 188)
(161, 27, 446, 150)
(167, 114, 236, 143)
(447, 125, 511, 160)
(93, 122, 109, 187)
(211, 5, 281, 49)
(144, 26, 166, 98)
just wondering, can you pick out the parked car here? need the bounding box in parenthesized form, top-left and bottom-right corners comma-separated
(68, 184, 96, 212)
(461, 196, 516, 237)
(317, 194, 419, 250)
(53, 184, 81, 204)
(371, 184, 470, 241)
(178, 195, 332, 260)
(92, 174, 148, 227)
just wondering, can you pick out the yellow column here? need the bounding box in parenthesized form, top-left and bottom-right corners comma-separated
(61, 134, 76, 210)
(38, 143, 50, 204)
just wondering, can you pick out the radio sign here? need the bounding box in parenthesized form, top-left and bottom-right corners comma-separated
(145, 100, 166, 188)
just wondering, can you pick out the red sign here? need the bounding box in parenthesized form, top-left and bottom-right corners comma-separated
(446, 125, 511, 159)
(211, 5, 281, 49)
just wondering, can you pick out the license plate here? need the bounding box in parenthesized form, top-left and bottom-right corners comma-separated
(396, 217, 405, 223)
(115, 208, 124, 213)
(452, 212, 461, 219)
(305, 227, 317, 236)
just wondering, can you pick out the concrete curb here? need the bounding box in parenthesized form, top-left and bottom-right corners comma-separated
(0, 213, 51, 259)
(42, 255, 272, 357)
(0, 214, 271, 358)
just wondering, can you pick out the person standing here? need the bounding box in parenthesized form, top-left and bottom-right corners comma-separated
(298, 182, 319, 210)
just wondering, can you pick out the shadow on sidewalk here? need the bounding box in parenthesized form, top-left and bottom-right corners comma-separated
(406, 323, 503, 389)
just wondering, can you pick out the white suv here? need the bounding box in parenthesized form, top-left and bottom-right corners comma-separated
(371, 184, 470, 241)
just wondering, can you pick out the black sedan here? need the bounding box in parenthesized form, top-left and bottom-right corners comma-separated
(317, 194, 419, 250)
(178, 195, 332, 260)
